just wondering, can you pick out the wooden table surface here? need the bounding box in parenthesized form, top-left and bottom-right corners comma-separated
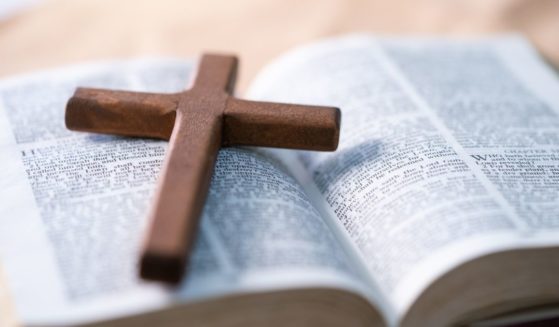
(1, 0, 558, 91)
(1, 0, 558, 325)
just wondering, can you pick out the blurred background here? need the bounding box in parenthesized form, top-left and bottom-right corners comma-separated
(0, 0, 558, 91)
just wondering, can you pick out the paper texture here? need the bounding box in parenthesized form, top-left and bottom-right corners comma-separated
(0, 59, 365, 326)
(2, 35, 559, 326)
(248, 35, 559, 318)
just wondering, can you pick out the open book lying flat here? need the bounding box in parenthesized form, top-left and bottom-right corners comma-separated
(1, 35, 559, 327)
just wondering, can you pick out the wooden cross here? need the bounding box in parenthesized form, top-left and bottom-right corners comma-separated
(65, 54, 341, 285)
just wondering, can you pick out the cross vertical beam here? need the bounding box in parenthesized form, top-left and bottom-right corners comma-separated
(140, 109, 222, 283)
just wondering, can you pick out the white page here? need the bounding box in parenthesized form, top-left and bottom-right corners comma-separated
(0, 59, 372, 326)
(248, 35, 559, 322)
(382, 37, 559, 312)
(0, 0, 41, 21)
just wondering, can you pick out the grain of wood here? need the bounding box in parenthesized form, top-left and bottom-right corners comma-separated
(65, 54, 340, 284)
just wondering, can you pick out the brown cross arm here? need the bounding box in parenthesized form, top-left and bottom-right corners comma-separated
(65, 88, 179, 139)
(224, 98, 341, 151)
(66, 87, 341, 151)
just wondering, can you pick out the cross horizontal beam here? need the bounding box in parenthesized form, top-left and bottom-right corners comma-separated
(67, 89, 340, 150)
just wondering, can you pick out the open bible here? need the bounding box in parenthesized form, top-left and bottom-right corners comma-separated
(1, 35, 559, 327)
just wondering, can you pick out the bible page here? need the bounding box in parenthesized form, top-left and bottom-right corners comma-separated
(0, 59, 375, 326)
(247, 35, 559, 322)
